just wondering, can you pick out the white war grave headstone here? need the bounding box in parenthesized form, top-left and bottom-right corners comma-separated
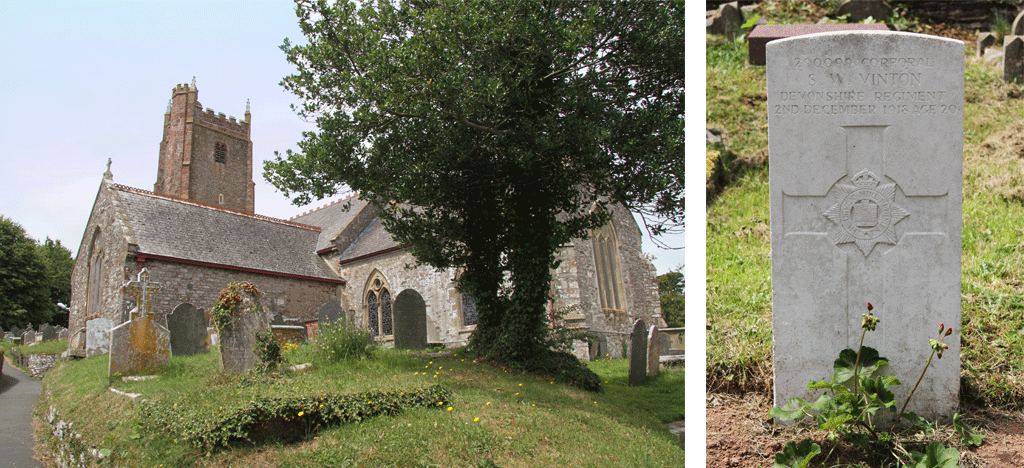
(768, 31, 963, 420)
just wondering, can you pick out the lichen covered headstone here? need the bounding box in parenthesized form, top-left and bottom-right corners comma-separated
(628, 319, 648, 386)
(212, 282, 271, 373)
(108, 269, 171, 376)
(167, 303, 209, 356)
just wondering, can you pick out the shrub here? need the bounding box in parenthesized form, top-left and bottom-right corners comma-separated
(315, 320, 374, 363)
(253, 330, 283, 372)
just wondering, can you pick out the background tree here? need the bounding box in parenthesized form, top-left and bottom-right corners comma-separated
(657, 270, 683, 328)
(266, 0, 683, 385)
(38, 237, 74, 327)
(0, 216, 53, 329)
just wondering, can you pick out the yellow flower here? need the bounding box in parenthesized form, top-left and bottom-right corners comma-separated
(518, 383, 522, 387)
(447, 407, 453, 412)
(437, 401, 444, 406)
(433, 374, 438, 379)
(515, 392, 519, 396)
(474, 417, 480, 422)
(486, 402, 491, 406)
(298, 411, 305, 417)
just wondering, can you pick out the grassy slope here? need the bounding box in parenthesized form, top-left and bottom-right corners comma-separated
(38, 347, 682, 467)
(706, 3, 1024, 406)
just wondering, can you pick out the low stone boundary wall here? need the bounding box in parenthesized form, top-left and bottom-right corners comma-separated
(7, 348, 60, 378)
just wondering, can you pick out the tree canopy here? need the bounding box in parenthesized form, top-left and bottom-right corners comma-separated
(0, 216, 54, 329)
(266, 0, 682, 383)
(657, 270, 683, 328)
(38, 237, 74, 327)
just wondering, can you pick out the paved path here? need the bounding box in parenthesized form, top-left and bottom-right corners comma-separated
(0, 358, 43, 468)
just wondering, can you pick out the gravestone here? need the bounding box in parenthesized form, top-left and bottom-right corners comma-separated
(706, 1, 743, 41)
(271, 325, 307, 346)
(768, 31, 963, 420)
(217, 287, 271, 373)
(976, 32, 996, 57)
(22, 330, 35, 345)
(317, 302, 344, 328)
(271, 314, 285, 326)
(40, 324, 56, 341)
(86, 317, 114, 358)
(1013, 10, 1024, 36)
(392, 289, 428, 350)
(627, 319, 648, 386)
(1004, 36, 1024, 83)
(109, 269, 170, 375)
(835, 0, 891, 23)
(58, 328, 68, 341)
(646, 325, 661, 377)
(167, 303, 209, 356)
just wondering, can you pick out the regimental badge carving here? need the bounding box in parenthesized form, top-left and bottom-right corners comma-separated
(822, 169, 910, 256)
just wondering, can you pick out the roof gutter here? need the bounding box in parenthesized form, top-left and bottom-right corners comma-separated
(337, 244, 411, 266)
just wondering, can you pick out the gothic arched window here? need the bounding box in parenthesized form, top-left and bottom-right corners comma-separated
(461, 294, 479, 327)
(592, 220, 625, 311)
(364, 272, 393, 338)
(86, 228, 104, 316)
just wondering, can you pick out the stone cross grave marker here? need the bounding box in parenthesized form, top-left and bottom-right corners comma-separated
(86, 317, 114, 357)
(167, 303, 209, 356)
(109, 269, 171, 375)
(392, 289, 428, 350)
(768, 31, 963, 420)
(628, 319, 648, 386)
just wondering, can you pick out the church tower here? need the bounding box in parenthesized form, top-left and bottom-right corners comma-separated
(154, 80, 255, 213)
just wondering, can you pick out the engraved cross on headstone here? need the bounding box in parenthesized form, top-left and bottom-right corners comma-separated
(123, 268, 161, 318)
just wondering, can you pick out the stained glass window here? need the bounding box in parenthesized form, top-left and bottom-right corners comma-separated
(367, 291, 379, 337)
(462, 294, 478, 326)
(380, 289, 393, 336)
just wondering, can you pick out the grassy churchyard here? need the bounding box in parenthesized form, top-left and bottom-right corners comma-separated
(35, 343, 682, 467)
(707, 1, 1024, 466)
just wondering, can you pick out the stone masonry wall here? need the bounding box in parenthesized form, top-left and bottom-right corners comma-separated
(337, 249, 465, 346)
(124, 258, 340, 328)
(69, 179, 133, 348)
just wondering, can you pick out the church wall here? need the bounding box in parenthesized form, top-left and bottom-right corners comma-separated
(124, 258, 340, 328)
(337, 249, 467, 346)
(68, 180, 133, 347)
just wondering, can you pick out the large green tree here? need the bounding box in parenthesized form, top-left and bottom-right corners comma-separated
(266, 0, 683, 379)
(657, 270, 683, 328)
(0, 216, 53, 329)
(38, 237, 74, 327)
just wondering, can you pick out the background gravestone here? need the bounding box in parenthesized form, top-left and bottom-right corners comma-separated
(21, 330, 36, 345)
(167, 303, 209, 356)
(1013, 10, 1024, 36)
(768, 31, 963, 420)
(109, 309, 171, 375)
(646, 325, 661, 377)
(1004, 36, 1024, 83)
(271, 314, 285, 326)
(976, 32, 996, 57)
(86, 318, 114, 358)
(706, 1, 743, 41)
(392, 289, 428, 350)
(40, 324, 56, 341)
(835, 0, 891, 23)
(218, 290, 271, 373)
(58, 328, 68, 341)
(628, 319, 648, 386)
(317, 302, 344, 328)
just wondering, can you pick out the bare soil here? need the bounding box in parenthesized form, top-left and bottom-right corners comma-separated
(706, 392, 1024, 467)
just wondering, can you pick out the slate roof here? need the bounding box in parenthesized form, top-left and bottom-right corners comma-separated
(113, 185, 340, 282)
(339, 216, 402, 262)
(290, 195, 368, 252)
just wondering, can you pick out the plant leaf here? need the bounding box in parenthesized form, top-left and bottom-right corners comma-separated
(773, 440, 821, 468)
(818, 414, 852, 432)
(908, 441, 959, 468)
(953, 413, 986, 448)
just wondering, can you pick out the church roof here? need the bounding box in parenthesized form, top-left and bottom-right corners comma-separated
(339, 216, 402, 262)
(290, 195, 369, 252)
(113, 185, 341, 283)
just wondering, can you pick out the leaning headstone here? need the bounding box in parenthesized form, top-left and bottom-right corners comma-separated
(217, 286, 271, 373)
(628, 319, 648, 386)
(109, 269, 170, 376)
(40, 324, 57, 341)
(167, 303, 209, 356)
(392, 289, 428, 350)
(706, 1, 743, 41)
(646, 325, 661, 377)
(86, 317, 114, 358)
(1012, 10, 1024, 36)
(1004, 36, 1024, 83)
(835, 0, 891, 23)
(768, 31, 963, 420)
(317, 302, 344, 328)
(977, 32, 996, 57)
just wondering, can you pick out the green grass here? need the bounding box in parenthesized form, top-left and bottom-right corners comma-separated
(706, 18, 1024, 407)
(39, 345, 682, 467)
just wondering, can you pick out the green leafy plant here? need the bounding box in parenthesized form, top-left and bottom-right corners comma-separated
(314, 319, 374, 363)
(253, 330, 283, 372)
(770, 303, 980, 466)
(209, 282, 261, 331)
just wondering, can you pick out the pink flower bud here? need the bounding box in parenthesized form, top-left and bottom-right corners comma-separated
(867, 302, 873, 311)
(945, 327, 953, 337)
(938, 324, 944, 334)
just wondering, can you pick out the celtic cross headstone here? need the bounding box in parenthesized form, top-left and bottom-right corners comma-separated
(109, 268, 170, 375)
(768, 32, 963, 420)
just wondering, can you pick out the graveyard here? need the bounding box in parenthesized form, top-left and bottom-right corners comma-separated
(707, 1, 1024, 467)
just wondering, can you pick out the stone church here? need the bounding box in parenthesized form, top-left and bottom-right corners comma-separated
(69, 83, 663, 359)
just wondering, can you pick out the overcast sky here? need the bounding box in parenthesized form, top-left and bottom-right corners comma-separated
(0, 0, 683, 273)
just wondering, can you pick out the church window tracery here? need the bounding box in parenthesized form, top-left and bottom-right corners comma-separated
(364, 272, 393, 338)
(592, 218, 626, 312)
